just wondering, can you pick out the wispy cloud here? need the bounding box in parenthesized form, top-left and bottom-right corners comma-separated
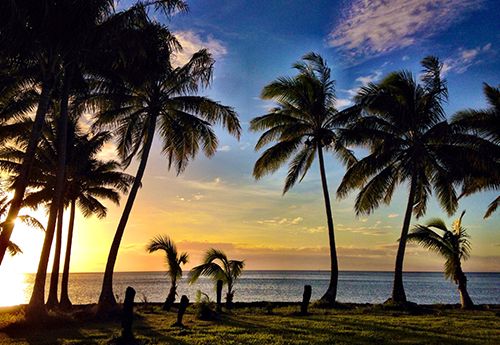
(387, 213, 399, 218)
(172, 30, 227, 66)
(442, 43, 492, 75)
(257, 216, 304, 226)
(217, 145, 231, 152)
(329, 0, 483, 59)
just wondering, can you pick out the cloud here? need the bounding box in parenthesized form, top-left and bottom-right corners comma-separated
(336, 98, 353, 108)
(442, 43, 493, 75)
(257, 216, 304, 226)
(172, 30, 227, 66)
(340, 69, 383, 99)
(387, 213, 399, 218)
(217, 145, 231, 152)
(329, 0, 483, 59)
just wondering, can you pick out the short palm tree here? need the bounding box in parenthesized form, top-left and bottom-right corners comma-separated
(337, 57, 463, 304)
(250, 53, 356, 304)
(189, 249, 244, 307)
(146, 235, 188, 311)
(451, 83, 500, 218)
(92, 22, 240, 311)
(408, 211, 474, 309)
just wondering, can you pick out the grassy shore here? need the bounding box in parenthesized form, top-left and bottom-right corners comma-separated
(0, 303, 499, 344)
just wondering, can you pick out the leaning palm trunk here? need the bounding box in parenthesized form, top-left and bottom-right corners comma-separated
(46, 205, 64, 309)
(60, 199, 76, 309)
(98, 113, 157, 312)
(391, 175, 418, 304)
(0, 80, 53, 265)
(27, 72, 70, 319)
(457, 269, 474, 309)
(163, 282, 177, 311)
(317, 146, 339, 304)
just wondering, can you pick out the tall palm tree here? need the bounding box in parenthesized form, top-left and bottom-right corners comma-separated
(59, 133, 134, 309)
(451, 83, 500, 218)
(250, 53, 356, 304)
(408, 211, 474, 309)
(189, 248, 244, 307)
(146, 235, 188, 311)
(91, 22, 240, 311)
(0, 0, 117, 266)
(337, 57, 463, 304)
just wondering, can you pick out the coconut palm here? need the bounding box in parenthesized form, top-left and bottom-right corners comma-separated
(408, 211, 474, 309)
(0, 0, 117, 266)
(337, 56, 465, 304)
(92, 21, 240, 311)
(250, 53, 356, 304)
(189, 249, 244, 307)
(146, 235, 188, 311)
(451, 83, 500, 218)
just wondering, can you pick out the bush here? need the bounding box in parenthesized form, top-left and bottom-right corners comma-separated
(194, 291, 217, 320)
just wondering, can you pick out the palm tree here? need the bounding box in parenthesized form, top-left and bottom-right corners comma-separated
(451, 83, 500, 218)
(146, 235, 188, 311)
(59, 133, 134, 309)
(408, 211, 474, 309)
(189, 248, 244, 307)
(92, 21, 240, 311)
(0, 0, 117, 266)
(250, 53, 356, 304)
(337, 57, 464, 304)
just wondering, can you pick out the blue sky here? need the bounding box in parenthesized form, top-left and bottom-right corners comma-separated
(6, 0, 499, 274)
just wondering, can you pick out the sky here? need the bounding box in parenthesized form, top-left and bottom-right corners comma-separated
(3, 0, 500, 275)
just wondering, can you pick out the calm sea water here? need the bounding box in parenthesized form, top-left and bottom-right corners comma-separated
(11, 271, 500, 306)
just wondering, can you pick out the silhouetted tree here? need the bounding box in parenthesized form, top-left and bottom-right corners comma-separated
(250, 53, 356, 304)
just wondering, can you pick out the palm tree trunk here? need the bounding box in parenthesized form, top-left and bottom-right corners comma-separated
(163, 282, 176, 311)
(98, 113, 158, 313)
(46, 204, 64, 309)
(391, 174, 418, 304)
(317, 146, 338, 305)
(0, 79, 53, 265)
(457, 269, 474, 309)
(60, 199, 76, 309)
(26, 70, 69, 320)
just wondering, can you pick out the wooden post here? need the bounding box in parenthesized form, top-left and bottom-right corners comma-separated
(216, 280, 223, 313)
(121, 287, 136, 340)
(173, 295, 189, 327)
(301, 285, 312, 315)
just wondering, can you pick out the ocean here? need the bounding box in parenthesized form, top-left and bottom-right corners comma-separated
(8, 271, 500, 307)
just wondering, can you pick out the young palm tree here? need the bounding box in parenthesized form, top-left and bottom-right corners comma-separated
(451, 83, 500, 218)
(92, 22, 240, 311)
(408, 211, 474, 309)
(337, 57, 462, 304)
(146, 235, 188, 311)
(189, 248, 244, 307)
(250, 53, 356, 304)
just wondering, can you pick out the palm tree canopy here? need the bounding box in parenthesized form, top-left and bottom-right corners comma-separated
(337, 56, 463, 218)
(0, 193, 45, 256)
(408, 211, 471, 282)
(450, 83, 500, 218)
(250, 52, 356, 194)
(146, 235, 188, 281)
(88, 21, 241, 173)
(0, 117, 134, 218)
(188, 248, 245, 287)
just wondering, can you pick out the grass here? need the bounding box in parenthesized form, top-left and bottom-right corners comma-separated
(0, 303, 499, 344)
